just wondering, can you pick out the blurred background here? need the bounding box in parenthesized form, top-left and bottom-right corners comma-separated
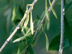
(0, 0, 72, 54)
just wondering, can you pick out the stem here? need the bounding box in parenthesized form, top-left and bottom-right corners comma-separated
(0, 0, 38, 52)
(23, 0, 25, 10)
(34, 0, 57, 39)
(58, 0, 64, 54)
(24, 44, 31, 54)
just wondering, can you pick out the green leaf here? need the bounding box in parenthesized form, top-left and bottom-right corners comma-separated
(24, 10, 29, 28)
(49, 0, 57, 19)
(30, 11, 34, 34)
(45, 0, 50, 30)
(11, 7, 21, 25)
(40, 11, 45, 19)
(49, 34, 60, 50)
(43, 31, 49, 51)
(63, 39, 70, 49)
(45, 0, 50, 21)
(26, 37, 33, 44)
(13, 32, 32, 43)
(25, 26, 30, 32)
(47, 20, 50, 30)
(66, 0, 72, 5)
(49, 34, 70, 50)
(11, 8, 16, 21)
(65, 5, 72, 44)
(65, 1, 72, 11)
(20, 13, 26, 27)
(27, 45, 34, 54)
(17, 42, 29, 54)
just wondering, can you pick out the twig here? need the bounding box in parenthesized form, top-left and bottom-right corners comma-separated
(58, 0, 64, 54)
(23, 0, 25, 10)
(24, 44, 31, 54)
(0, 0, 38, 52)
(25, 0, 57, 54)
(34, 0, 57, 39)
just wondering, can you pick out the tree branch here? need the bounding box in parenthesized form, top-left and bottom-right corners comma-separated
(0, 0, 38, 52)
(34, 0, 57, 39)
(58, 0, 64, 54)
(25, 0, 57, 54)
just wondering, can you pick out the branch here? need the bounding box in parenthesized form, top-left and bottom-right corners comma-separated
(24, 44, 31, 54)
(58, 0, 64, 54)
(25, 0, 57, 54)
(0, 0, 38, 52)
(34, 0, 57, 39)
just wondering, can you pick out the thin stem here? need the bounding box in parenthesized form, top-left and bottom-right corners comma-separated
(58, 0, 64, 54)
(34, 0, 57, 39)
(23, 0, 25, 10)
(24, 44, 31, 54)
(0, 0, 38, 52)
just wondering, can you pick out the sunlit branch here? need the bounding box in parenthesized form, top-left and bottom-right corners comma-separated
(58, 0, 64, 54)
(0, 0, 38, 52)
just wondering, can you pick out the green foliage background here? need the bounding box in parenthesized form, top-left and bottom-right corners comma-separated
(0, 0, 72, 54)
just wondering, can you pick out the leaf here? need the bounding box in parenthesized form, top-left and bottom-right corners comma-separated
(20, 13, 26, 27)
(11, 7, 21, 25)
(49, 34, 60, 50)
(11, 8, 16, 21)
(13, 32, 32, 43)
(43, 31, 49, 51)
(26, 37, 33, 44)
(49, 34, 70, 50)
(65, 1, 72, 11)
(49, 0, 57, 19)
(66, 0, 72, 5)
(30, 11, 34, 34)
(47, 20, 50, 30)
(40, 11, 45, 19)
(27, 45, 34, 54)
(63, 39, 70, 49)
(65, 5, 72, 44)
(24, 10, 29, 28)
(45, 0, 50, 21)
(17, 42, 29, 54)
(45, 0, 50, 30)
(25, 26, 30, 32)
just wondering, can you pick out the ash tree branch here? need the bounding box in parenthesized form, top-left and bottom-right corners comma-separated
(34, 0, 57, 39)
(25, 0, 57, 54)
(58, 0, 64, 54)
(0, 0, 38, 52)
